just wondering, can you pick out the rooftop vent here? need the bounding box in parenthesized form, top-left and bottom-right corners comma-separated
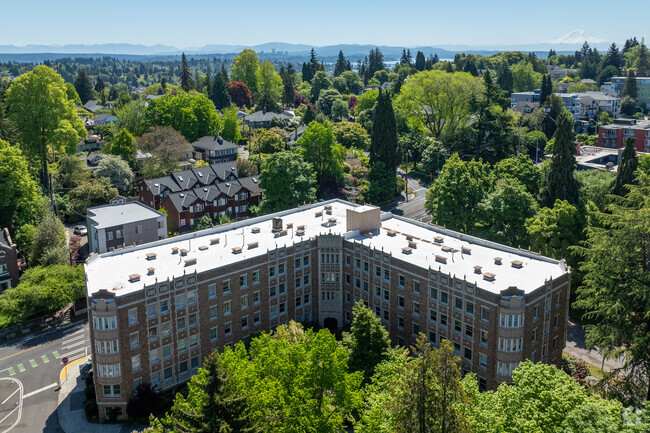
(199, 245, 208, 251)
(296, 229, 305, 236)
(315, 211, 323, 217)
(363, 232, 373, 238)
(154, 183, 159, 187)
(402, 247, 413, 254)
(146, 252, 157, 260)
(474, 265, 482, 274)
(272, 218, 283, 232)
(179, 176, 184, 182)
(434, 236, 444, 243)
(462, 246, 471, 254)
(147, 267, 155, 275)
(180, 249, 188, 256)
(232, 247, 242, 254)
(129, 273, 141, 282)
(252, 178, 258, 183)
(172, 247, 179, 254)
(386, 229, 397, 237)
(203, 187, 208, 192)
(483, 272, 496, 281)
(198, 172, 203, 177)
(251, 227, 261, 234)
(230, 166, 235, 172)
(225, 182, 231, 187)
(408, 241, 417, 248)
(286, 223, 293, 229)
(210, 238, 220, 245)
(441, 246, 453, 252)
(248, 241, 259, 249)
(511, 260, 523, 268)
(435, 255, 447, 264)
(297, 225, 305, 230)
(405, 233, 414, 240)
(494, 257, 502, 265)
(329, 218, 337, 223)
(184, 258, 197, 266)
(274, 229, 288, 238)
(324, 204, 332, 210)
(326, 209, 332, 215)
(179, 193, 185, 198)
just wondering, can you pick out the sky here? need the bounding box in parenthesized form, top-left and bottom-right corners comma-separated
(1, 0, 648, 48)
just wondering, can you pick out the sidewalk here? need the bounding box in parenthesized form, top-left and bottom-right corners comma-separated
(57, 356, 134, 433)
(564, 320, 625, 372)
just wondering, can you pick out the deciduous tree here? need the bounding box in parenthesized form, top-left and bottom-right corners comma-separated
(0, 139, 42, 230)
(231, 49, 259, 93)
(228, 81, 252, 108)
(259, 151, 316, 212)
(298, 120, 345, 186)
(104, 129, 137, 168)
(94, 155, 134, 194)
(146, 92, 220, 142)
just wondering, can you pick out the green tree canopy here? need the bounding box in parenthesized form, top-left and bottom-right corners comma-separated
(146, 92, 220, 142)
(94, 154, 134, 194)
(525, 199, 582, 260)
(425, 153, 493, 233)
(6, 65, 86, 186)
(612, 136, 638, 196)
(67, 177, 118, 215)
(333, 121, 370, 149)
(219, 106, 242, 144)
(231, 49, 259, 93)
(29, 211, 68, 267)
(0, 139, 43, 230)
(54, 154, 90, 191)
(0, 264, 85, 323)
(542, 109, 580, 207)
(259, 151, 316, 212)
(297, 120, 345, 186)
(494, 153, 542, 196)
(317, 89, 342, 117)
(255, 60, 282, 111)
(252, 129, 284, 154)
(104, 129, 137, 168)
(115, 99, 149, 137)
(74, 68, 94, 104)
(310, 71, 331, 102)
(180, 53, 194, 92)
(396, 70, 482, 137)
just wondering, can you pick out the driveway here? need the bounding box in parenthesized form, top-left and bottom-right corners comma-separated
(564, 320, 624, 372)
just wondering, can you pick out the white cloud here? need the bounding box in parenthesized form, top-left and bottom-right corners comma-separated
(547, 30, 607, 44)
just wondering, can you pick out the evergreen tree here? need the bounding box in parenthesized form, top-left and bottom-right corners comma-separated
(612, 137, 638, 196)
(370, 89, 397, 172)
(542, 94, 564, 139)
(496, 63, 514, 93)
(445, 61, 454, 73)
(180, 53, 194, 92)
(603, 42, 624, 70)
(94, 76, 105, 93)
(543, 109, 580, 206)
(301, 62, 314, 83)
(621, 68, 638, 100)
(622, 37, 639, 54)
(463, 59, 478, 76)
(342, 302, 391, 382)
(334, 50, 347, 77)
(281, 70, 294, 108)
(163, 351, 255, 433)
(204, 73, 212, 99)
(74, 68, 94, 104)
(211, 72, 231, 110)
(414, 51, 426, 71)
(548, 49, 557, 58)
(160, 77, 167, 93)
(302, 104, 315, 124)
(368, 48, 385, 77)
(539, 74, 552, 104)
(635, 39, 650, 76)
(400, 49, 412, 66)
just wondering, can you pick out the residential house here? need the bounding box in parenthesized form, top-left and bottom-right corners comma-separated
(94, 114, 118, 126)
(512, 101, 540, 114)
(190, 136, 238, 163)
(510, 90, 540, 109)
(243, 111, 290, 129)
(0, 228, 24, 292)
(87, 202, 168, 254)
(83, 100, 105, 113)
(598, 118, 650, 153)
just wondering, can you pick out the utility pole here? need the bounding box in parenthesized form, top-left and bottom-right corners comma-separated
(405, 150, 409, 203)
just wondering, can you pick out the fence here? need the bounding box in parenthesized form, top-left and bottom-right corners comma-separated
(0, 302, 76, 343)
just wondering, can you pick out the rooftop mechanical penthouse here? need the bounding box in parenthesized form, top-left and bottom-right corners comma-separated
(85, 199, 570, 420)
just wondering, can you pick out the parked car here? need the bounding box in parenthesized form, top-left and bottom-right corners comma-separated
(73, 225, 88, 236)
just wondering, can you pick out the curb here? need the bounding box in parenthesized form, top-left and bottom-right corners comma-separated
(60, 356, 89, 381)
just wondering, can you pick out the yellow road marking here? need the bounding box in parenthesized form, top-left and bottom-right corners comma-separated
(60, 356, 89, 381)
(0, 343, 45, 362)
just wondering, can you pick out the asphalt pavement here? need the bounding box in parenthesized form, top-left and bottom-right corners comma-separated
(384, 171, 432, 223)
(0, 320, 90, 433)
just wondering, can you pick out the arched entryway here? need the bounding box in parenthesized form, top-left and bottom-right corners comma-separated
(323, 317, 338, 332)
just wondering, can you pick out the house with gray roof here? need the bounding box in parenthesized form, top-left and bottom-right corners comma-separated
(83, 100, 105, 113)
(243, 110, 290, 128)
(86, 201, 167, 253)
(190, 135, 238, 162)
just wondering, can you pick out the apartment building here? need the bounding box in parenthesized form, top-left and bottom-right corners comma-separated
(85, 200, 570, 420)
(87, 202, 168, 254)
(598, 118, 650, 153)
(602, 76, 650, 109)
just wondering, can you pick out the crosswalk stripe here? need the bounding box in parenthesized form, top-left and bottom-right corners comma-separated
(41, 355, 49, 364)
(8, 367, 15, 376)
(53, 351, 61, 359)
(29, 359, 37, 368)
(17, 364, 25, 372)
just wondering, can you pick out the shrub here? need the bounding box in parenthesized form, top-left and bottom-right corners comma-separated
(561, 354, 590, 382)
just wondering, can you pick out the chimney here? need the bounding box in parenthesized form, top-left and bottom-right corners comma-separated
(272, 217, 283, 232)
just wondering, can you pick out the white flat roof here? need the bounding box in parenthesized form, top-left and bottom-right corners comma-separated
(85, 200, 567, 298)
(87, 202, 164, 229)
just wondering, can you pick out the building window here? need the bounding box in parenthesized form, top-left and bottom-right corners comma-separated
(129, 332, 139, 349)
(429, 309, 437, 323)
(188, 313, 197, 327)
(554, 314, 559, 329)
(440, 291, 448, 305)
(296, 277, 302, 288)
(413, 301, 420, 315)
(479, 353, 487, 369)
(413, 280, 420, 295)
(253, 291, 260, 304)
(481, 306, 489, 322)
(225, 322, 232, 335)
(429, 287, 437, 302)
(164, 367, 173, 381)
(465, 324, 473, 338)
(383, 309, 389, 321)
(398, 275, 405, 288)
(253, 311, 261, 325)
(499, 313, 524, 328)
(176, 294, 186, 310)
(148, 326, 158, 342)
(304, 293, 310, 304)
(160, 299, 169, 315)
(178, 338, 187, 352)
(270, 306, 277, 318)
(429, 331, 437, 343)
(355, 258, 360, 269)
(480, 329, 488, 346)
(464, 347, 472, 361)
(209, 305, 218, 320)
(223, 280, 230, 294)
(146, 303, 157, 319)
(97, 363, 121, 378)
(128, 308, 138, 325)
(93, 315, 117, 330)
(279, 283, 286, 295)
(465, 301, 474, 316)
(190, 334, 199, 348)
(191, 356, 199, 369)
(208, 283, 216, 298)
(413, 323, 420, 336)
(163, 344, 172, 359)
(440, 314, 448, 327)
(269, 266, 276, 279)
(552, 336, 558, 351)
(187, 290, 198, 305)
(279, 302, 286, 314)
(241, 295, 248, 310)
(161, 322, 171, 338)
(397, 316, 404, 330)
(454, 319, 462, 333)
(303, 255, 310, 267)
(278, 263, 285, 275)
(252, 270, 260, 284)
(242, 316, 249, 329)
(304, 275, 310, 286)
(177, 317, 186, 331)
(398, 295, 405, 309)
(224, 301, 231, 315)
(103, 384, 121, 398)
(210, 326, 218, 341)
(270, 286, 277, 297)
(383, 289, 390, 301)
(532, 328, 538, 343)
(454, 297, 463, 311)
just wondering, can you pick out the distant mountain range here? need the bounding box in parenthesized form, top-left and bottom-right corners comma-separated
(0, 40, 612, 61)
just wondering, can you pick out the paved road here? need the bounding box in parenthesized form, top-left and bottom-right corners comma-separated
(385, 171, 432, 223)
(0, 321, 90, 433)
